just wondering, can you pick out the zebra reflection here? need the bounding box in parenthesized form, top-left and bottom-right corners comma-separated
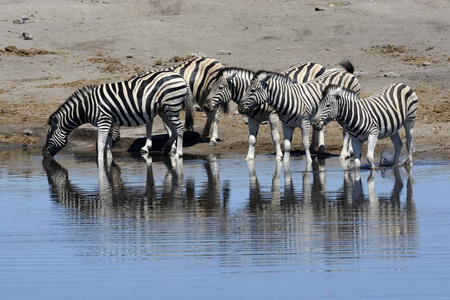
(43, 156, 228, 217)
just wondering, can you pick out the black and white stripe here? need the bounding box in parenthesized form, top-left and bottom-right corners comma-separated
(43, 71, 194, 162)
(205, 62, 327, 160)
(240, 62, 360, 163)
(111, 56, 223, 146)
(313, 83, 418, 169)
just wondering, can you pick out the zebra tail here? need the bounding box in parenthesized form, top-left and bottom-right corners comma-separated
(338, 60, 355, 74)
(184, 85, 195, 131)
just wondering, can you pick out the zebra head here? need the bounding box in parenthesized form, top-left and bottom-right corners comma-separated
(204, 72, 236, 114)
(42, 114, 69, 158)
(239, 71, 271, 114)
(313, 86, 342, 130)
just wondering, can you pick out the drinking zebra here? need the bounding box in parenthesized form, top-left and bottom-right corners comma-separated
(204, 62, 327, 161)
(42, 70, 194, 163)
(110, 56, 223, 147)
(313, 83, 418, 169)
(240, 61, 360, 163)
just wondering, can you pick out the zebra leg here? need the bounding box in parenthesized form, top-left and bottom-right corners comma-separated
(105, 131, 113, 163)
(366, 134, 378, 169)
(300, 120, 312, 163)
(351, 138, 363, 168)
(97, 119, 112, 164)
(403, 120, 415, 167)
(141, 122, 153, 153)
(246, 117, 260, 161)
(282, 125, 294, 163)
(161, 114, 183, 158)
(208, 109, 220, 146)
(310, 127, 325, 155)
(201, 111, 213, 142)
(390, 132, 403, 166)
(268, 113, 283, 161)
(340, 129, 353, 160)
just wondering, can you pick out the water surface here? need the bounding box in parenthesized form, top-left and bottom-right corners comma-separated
(1, 150, 450, 299)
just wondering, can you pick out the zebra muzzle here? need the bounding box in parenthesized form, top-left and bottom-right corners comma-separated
(42, 147, 52, 158)
(312, 120, 323, 130)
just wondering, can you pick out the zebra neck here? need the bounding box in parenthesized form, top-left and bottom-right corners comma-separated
(59, 95, 96, 132)
(336, 96, 361, 127)
(233, 79, 251, 104)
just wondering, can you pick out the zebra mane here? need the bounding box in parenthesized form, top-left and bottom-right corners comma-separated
(47, 85, 96, 125)
(253, 70, 292, 85)
(322, 84, 358, 100)
(216, 67, 255, 80)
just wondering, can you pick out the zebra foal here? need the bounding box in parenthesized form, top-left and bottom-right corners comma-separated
(313, 83, 418, 169)
(42, 71, 194, 163)
(240, 62, 360, 163)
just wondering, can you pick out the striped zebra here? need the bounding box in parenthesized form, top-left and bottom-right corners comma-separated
(240, 61, 361, 163)
(110, 56, 223, 146)
(204, 62, 327, 161)
(42, 70, 194, 162)
(313, 83, 418, 169)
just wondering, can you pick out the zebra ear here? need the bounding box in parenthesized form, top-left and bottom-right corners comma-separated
(332, 87, 342, 101)
(225, 73, 237, 82)
(225, 73, 236, 90)
(261, 73, 272, 88)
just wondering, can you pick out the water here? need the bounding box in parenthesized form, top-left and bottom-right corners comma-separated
(1, 150, 450, 299)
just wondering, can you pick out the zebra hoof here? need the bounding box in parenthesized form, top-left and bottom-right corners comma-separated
(140, 147, 149, 154)
(318, 145, 326, 154)
(208, 140, 217, 146)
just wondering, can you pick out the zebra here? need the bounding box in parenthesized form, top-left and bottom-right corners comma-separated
(313, 83, 418, 169)
(42, 70, 194, 163)
(240, 61, 361, 163)
(204, 62, 327, 161)
(110, 56, 223, 147)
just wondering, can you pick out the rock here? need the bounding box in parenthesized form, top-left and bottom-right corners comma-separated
(217, 50, 231, 55)
(21, 32, 33, 40)
(5, 45, 18, 53)
(126, 55, 133, 59)
(315, 6, 325, 11)
(354, 71, 369, 77)
(13, 19, 23, 24)
(21, 15, 29, 21)
(422, 61, 431, 66)
(23, 129, 33, 136)
(242, 118, 248, 124)
(384, 71, 401, 78)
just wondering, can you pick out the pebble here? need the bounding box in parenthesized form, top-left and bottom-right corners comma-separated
(21, 32, 33, 40)
(315, 6, 325, 11)
(384, 71, 401, 78)
(217, 50, 231, 55)
(422, 61, 431, 66)
(23, 129, 33, 136)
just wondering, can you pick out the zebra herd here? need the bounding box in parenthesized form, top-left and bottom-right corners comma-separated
(43, 55, 418, 169)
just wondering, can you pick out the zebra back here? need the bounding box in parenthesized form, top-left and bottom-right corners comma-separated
(323, 83, 418, 139)
(93, 71, 190, 127)
(283, 62, 327, 84)
(167, 56, 223, 106)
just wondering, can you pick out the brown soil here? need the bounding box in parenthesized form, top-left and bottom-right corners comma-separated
(1, 0, 449, 161)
